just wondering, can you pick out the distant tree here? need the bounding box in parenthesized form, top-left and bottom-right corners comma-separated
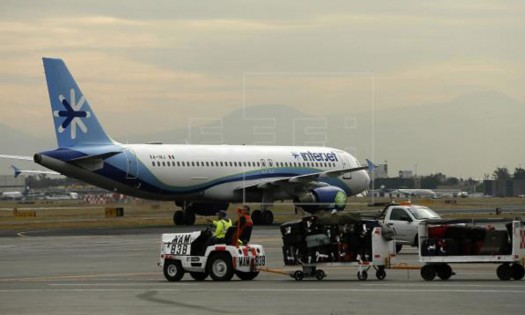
(493, 167, 511, 180)
(420, 173, 443, 189)
(514, 167, 525, 180)
(444, 177, 459, 186)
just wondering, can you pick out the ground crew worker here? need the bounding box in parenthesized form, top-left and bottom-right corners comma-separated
(207, 210, 232, 245)
(234, 205, 253, 245)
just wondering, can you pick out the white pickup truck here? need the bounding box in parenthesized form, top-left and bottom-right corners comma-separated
(377, 203, 441, 252)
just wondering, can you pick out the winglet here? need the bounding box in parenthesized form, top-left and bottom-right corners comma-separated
(366, 159, 377, 172)
(11, 165, 21, 178)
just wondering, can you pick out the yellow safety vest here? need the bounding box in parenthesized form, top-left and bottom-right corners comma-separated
(213, 219, 232, 239)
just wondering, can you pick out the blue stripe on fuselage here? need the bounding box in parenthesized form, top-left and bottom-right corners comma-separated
(40, 147, 352, 197)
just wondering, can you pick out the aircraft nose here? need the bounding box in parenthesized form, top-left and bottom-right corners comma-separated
(351, 170, 370, 195)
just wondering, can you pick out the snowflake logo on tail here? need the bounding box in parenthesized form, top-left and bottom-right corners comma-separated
(53, 88, 91, 139)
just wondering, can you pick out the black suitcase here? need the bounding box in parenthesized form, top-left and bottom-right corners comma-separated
(421, 239, 438, 256)
(301, 216, 320, 235)
(479, 230, 509, 255)
(469, 227, 487, 242)
(282, 245, 298, 265)
(280, 220, 303, 237)
(444, 226, 470, 240)
(437, 238, 461, 256)
(282, 234, 304, 247)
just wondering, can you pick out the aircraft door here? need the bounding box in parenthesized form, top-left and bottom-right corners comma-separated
(340, 152, 352, 179)
(124, 148, 139, 179)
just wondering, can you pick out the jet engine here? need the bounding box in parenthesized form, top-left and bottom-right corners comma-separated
(294, 186, 348, 213)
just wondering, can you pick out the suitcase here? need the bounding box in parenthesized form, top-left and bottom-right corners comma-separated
(437, 238, 461, 256)
(282, 234, 304, 246)
(479, 230, 509, 255)
(421, 239, 438, 256)
(301, 216, 320, 235)
(468, 227, 486, 242)
(428, 225, 448, 239)
(305, 234, 331, 248)
(280, 220, 303, 237)
(444, 226, 470, 241)
(304, 246, 330, 263)
(282, 245, 298, 265)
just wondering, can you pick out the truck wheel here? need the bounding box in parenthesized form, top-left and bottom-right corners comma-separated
(262, 211, 274, 225)
(511, 264, 525, 280)
(436, 264, 453, 280)
(235, 271, 259, 280)
(497, 264, 512, 281)
(420, 265, 436, 281)
(395, 244, 403, 253)
(163, 260, 185, 281)
(208, 253, 234, 281)
(189, 272, 208, 281)
(173, 211, 184, 225)
(184, 212, 196, 225)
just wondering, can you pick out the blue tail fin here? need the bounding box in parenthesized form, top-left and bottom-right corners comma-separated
(43, 58, 113, 147)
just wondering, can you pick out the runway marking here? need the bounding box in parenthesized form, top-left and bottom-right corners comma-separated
(1, 288, 524, 294)
(0, 272, 158, 282)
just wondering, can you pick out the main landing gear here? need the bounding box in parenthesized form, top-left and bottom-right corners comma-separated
(173, 210, 196, 225)
(173, 202, 196, 225)
(251, 209, 274, 225)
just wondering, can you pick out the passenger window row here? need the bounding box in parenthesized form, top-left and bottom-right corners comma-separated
(151, 160, 336, 168)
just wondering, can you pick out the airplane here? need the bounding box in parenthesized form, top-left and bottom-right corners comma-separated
(10, 165, 59, 178)
(0, 57, 371, 225)
(390, 188, 437, 198)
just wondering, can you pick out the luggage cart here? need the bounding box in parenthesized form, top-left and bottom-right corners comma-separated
(418, 219, 525, 281)
(281, 217, 396, 281)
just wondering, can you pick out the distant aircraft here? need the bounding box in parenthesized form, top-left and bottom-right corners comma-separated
(0, 58, 371, 225)
(390, 189, 437, 198)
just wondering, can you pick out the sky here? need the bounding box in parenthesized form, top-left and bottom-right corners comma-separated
(0, 0, 524, 178)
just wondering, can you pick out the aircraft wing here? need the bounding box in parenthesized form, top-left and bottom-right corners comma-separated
(0, 154, 33, 161)
(11, 165, 61, 178)
(234, 162, 371, 191)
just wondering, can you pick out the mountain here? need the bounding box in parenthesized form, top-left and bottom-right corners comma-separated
(1, 91, 523, 178)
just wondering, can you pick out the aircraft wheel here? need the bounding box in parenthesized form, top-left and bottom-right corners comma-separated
(189, 272, 208, 281)
(376, 267, 386, 280)
(163, 260, 185, 281)
(208, 253, 234, 281)
(511, 264, 525, 280)
(173, 211, 184, 225)
(262, 211, 274, 225)
(357, 270, 368, 281)
(293, 270, 304, 281)
(436, 264, 453, 280)
(395, 244, 403, 253)
(497, 263, 512, 281)
(184, 212, 196, 225)
(235, 271, 260, 281)
(420, 265, 436, 281)
(251, 210, 262, 225)
(315, 269, 326, 280)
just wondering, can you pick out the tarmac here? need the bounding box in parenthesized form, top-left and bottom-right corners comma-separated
(1, 226, 524, 315)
